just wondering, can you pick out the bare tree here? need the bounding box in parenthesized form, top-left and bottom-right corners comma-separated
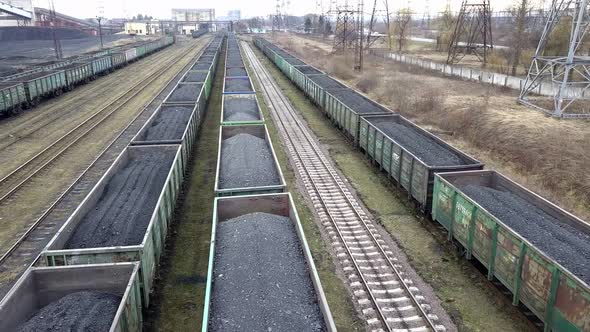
(510, 0, 532, 75)
(393, 8, 412, 52)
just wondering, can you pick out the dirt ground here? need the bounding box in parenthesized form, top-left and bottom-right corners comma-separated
(271, 33, 590, 223)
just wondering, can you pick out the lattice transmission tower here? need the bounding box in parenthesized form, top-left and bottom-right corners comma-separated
(272, 0, 283, 34)
(332, 1, 358, 51)
(519, 0, 590, 118)
(446, 0, 493, 65)
(366, 0, 391, 49)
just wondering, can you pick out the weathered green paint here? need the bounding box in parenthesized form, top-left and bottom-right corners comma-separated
(432, 172, 590, 332)
(0, 83, 27, 114)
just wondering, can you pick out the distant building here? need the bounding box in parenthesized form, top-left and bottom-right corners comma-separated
(0, 0, 35, 27)
(227, 10, 241, 21)
(171, 8, 215, 22)
(125, 21, 159, 35)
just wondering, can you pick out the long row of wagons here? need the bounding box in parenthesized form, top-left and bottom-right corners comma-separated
(0, 34, 224, 331)
(254, 37, 590, 332)
(0, 36, 176, 116)
(201, 33, 335, 332)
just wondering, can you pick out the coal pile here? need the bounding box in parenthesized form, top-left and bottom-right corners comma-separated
(191, 63, 211, 71)
(226, 58, 244, 67)
(226, 67, 248, 77)
(142, 106, 193, 141)
(329, 89, 388, 114)
(309, 75, 347, 89)
(17, 291, 120, 332)
(210, 212, 325, 332)
(369, 117, 464, 166)
(295, 66, 322, 75)
(182, 71, 208, 82)
(219, 133, 280, 189)
(167, 83, 203, 102)
(223, 97, 260, 122)
(461, 185, 590, 284)
(284, 57, 306, 66)
(225, 78, 253, 93)
(11, 70, 61, 82)
(65, 149, 175, 248)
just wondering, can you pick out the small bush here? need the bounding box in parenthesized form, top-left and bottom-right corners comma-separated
(356, 71, 380, 93)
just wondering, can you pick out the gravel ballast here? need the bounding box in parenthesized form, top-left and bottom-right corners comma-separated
(167, 83, 203, 102)
(65, 149, 175, 248)
(17, 291, 121, 332)
(223, 97, 260, 122)
(142, 105, 193, 141)
(226, 67, 248, 77)
(460, 185, 590, 284)
(225, 78, 253, 93)
(329, 89, 389, 114)
(182, 71, 208, 82)
(219, 133, 280, 189)
(369, 117, 465, 166)
(210, 212, 325, 332)
(309, 75, 347, 89)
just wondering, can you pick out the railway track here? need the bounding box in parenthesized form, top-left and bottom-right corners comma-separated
(243, 42, 446, 332)
(0, 44, 180, 152)
(0, 38, 210, 296)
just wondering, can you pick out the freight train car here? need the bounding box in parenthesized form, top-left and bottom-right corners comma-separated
(202, 193, 336, 331)
(254, 37, 590, 332)
(8, 69, 67, 105)
(432, 170, 590, 332)
(0, 263, 142, 332)
(0, 82, 27, 115)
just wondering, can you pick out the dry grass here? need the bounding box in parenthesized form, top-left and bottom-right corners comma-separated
(272, 33, 590, 221)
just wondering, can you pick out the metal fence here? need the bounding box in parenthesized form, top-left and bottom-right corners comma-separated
(369, 49, 584, 99)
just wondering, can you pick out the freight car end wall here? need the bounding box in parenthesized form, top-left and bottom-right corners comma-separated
(0, 263, 142, 332)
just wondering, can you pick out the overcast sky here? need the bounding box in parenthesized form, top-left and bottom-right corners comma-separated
(33, 0, 545, 20)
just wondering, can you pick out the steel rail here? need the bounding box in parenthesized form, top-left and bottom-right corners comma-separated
(243, 42, 441, 332)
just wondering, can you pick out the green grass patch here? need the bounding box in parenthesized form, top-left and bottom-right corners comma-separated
(145, 46, 224, 332)
(250, 42, 536, 332)
(245, 43, 364, 332)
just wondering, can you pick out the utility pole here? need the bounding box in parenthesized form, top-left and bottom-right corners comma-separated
(97, 17, 104, 49)
(48, 0, 62, 60)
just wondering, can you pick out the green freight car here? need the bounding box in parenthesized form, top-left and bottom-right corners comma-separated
(0, 82, 27, 115)
(61, 62, 93, 87)
(9, 70, 67, 104)
(359, 114, 484, 212)
(41, 145, 185, 307)
(432, 170, 590, 332)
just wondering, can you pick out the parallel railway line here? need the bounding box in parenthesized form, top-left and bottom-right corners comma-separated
(243, 42, 445, 332)
(0, 45, 181, 153)
(0, 38, 210, 296)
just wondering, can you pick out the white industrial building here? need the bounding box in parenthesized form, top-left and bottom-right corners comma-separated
(0, 0, 34, 27)
(171, 8, 215, 22)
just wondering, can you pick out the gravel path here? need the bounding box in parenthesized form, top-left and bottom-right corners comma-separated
(17, 291, 121, 332)
(328, 89, 389, 114)
(309, 75, 347, 89)
(167, 83, 203, 102)
(295, 66, 322, 75)
(182, 71, 208, 82)
(368, 117, 465, 166)
(223, 97, 260, 122)
(460, 185, 590, 284)
(143, 105, 193, 141)
(210, 212, 325, 332)
(225, 78, 253, 93)
(65, 149, 175, 248)
(226, 67, 248, 77)
(219, 133, 280, 189)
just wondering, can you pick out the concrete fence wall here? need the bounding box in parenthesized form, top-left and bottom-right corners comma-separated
(369, 50, 585, 99)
